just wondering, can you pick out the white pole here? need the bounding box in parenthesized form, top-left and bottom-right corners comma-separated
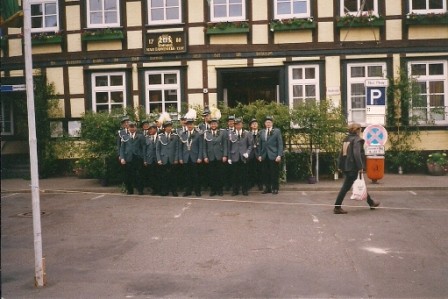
(23, 0, 45, 287)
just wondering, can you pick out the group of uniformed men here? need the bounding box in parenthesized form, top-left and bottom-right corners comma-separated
(117, 108, 284, 197)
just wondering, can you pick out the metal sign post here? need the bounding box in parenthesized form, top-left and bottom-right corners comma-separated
(23, 0, 45, 287)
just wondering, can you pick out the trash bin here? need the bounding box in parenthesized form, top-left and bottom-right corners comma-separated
(366, 156, 385, 183)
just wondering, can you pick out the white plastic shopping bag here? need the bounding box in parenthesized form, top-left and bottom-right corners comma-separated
(351, 172, 367, 201)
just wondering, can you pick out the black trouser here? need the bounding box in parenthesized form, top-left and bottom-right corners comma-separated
(160, 162, 177, 195)
(262, 159, 280, 191)
(208, 160, 224, 193)
(145, 163, 161, 194)
(335, 171, 374, 207)
(124, 156, 144, 194)
(231, 160, 249, 193)
(184, 160, 201, 194)
(248, 157, 263, 188)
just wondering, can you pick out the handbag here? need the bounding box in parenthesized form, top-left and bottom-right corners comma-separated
(351, 172, 367, 201)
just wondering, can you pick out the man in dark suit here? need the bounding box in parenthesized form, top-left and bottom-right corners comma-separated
(198, 107, 211, 133)
(143, 123, 160, 195)
(203, 117, 228, 196)
(156, 121, 179, 196)
(179, 118, 203, 197)
(228, 118, 253, 196)
(223, 115, 236, 191)
(248, 118, 263, 191)
(258, 116, 283, 195)
(197, 108, 211, 190)
(119, 121, 146, 195)
(117, 116, 130, 157)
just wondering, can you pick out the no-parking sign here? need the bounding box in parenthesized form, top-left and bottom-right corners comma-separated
(363, 124, 388, 146)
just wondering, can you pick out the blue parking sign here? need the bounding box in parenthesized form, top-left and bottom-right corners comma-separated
(366, 87, 386, 105)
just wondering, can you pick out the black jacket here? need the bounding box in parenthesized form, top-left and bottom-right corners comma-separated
(338, 133, 365, 172)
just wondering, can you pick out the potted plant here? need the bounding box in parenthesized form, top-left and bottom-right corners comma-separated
(426, 152, 447, 176)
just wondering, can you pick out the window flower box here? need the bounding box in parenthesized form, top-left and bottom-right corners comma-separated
(336, 14, 385, 28)
(206, 21, 249, 35)
(31, 32, 63, 45)
(81, 28, 124, 41)
(270, 18, 316, 31)
(405, 12, 448, 25)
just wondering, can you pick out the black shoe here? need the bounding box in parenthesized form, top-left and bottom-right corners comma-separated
(231, 192, 239, 196)
(210, 191, 216, 197)
(150, 191, 158, 195)
(272, 190, 278, 195)
(183, 192, 192, 197)
(369, 200, 380, 210)
(334, 207, 348, 214)
(160, 192, 168, 196)
(262, 189, 272, 194)
(127, 191, 134, 195)
(172, 192, 178, 197)
(242, 191, 248, 196)
(195, 192, 202, 197)
(258, 185, 263, 191)
(138, 191, 144, 195)
(217, 191, 223, 196)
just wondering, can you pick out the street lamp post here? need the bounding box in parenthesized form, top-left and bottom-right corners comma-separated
(23, 0, 45, 287)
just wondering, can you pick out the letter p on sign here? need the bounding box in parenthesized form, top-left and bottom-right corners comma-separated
(367, 87, 386, 106)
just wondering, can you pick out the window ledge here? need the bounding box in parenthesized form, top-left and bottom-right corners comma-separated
(31, 35, 63, 45)
(81, 30, 124, 42)
(336, 18, 385, 28)
(270, 21, 316, 32)
(206, 21, 250, 35)
(405, 15, 448, 26)
(206, 27, 249, 35)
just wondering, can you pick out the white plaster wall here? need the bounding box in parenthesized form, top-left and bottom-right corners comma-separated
(68, 66, 84, 94)
(46, 67, 64, 95)
(318, 22, 334, 42)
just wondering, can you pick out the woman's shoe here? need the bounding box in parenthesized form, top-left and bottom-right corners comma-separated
(334, 207, 348, 214)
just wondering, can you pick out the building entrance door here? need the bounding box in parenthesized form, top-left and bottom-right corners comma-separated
(220, 68, 281, 107)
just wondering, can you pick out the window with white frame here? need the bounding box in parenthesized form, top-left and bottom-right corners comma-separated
(30, 0, 59, 32)
(87, 0, 120, 28)
(148, 0, 182, 25)
(274, 0, 310, 19)
(408, 61, 447, 124)
(340, 0, 378, 16)
(1, 100, 14, 135)
(91, 72, 126, 113)
(346, 62, 387, 124)
(145, 70, 181, 114)
(288, 65, 320, 109)
(210, 0, 246, 22)
(409, 0, 446, 14)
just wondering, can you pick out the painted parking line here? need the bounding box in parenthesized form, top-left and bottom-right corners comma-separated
(174, 202, 192, 219)
(90, 194, 105, 200)
(1, 193, 19, 199)
(409, 191, 417, 196)
(31, 190, 448, 213)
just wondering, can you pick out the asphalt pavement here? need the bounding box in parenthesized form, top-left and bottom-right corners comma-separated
(1, 174, 448, 298)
